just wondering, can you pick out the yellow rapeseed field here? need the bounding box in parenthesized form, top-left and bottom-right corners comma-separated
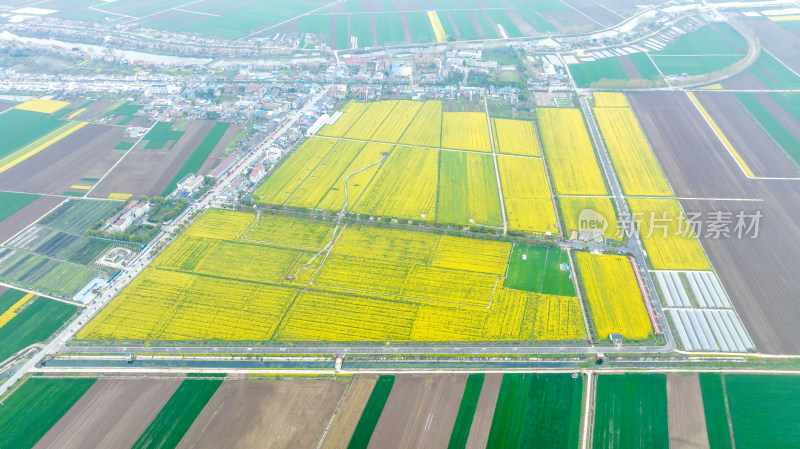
(431, 235, 511, 275)
(331, 224, 440, 265)
(254, 137, 338, 205)
(428, 11, 447, 42)
(286, 140, 365, 208)
(183, 208, 255, 240)
(594, 107, 672, 196)
(371, 100, 423, 143)
(0, 293, 34, 328)
(559, 196, 620, 241)
(399, 100, 442, 147)
(437, 151, 502, 226)
(493, 118, 541, 156)
(441, 112, 492, 152)
(497, 155, 558, 234)
(627, 198, 712, 271)
(593, 92, 628, 108)
(244, 214, 335, 250)
(351, 146, 438, 220)
(14, 98, 70, 114)
(108, 193, 133, 200)
(537, 108, 608, 195)
(316, 142, 392, 212)
(533, 295, 586, 341)
(317, 100, 371, 137)
(344, 100, 398, 140)
(576, 252, 653, 340)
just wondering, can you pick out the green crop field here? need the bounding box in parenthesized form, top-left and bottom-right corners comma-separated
(0, 297, 79, 361)
(375, 14, 406, 47)
(437, 151, 503, 226)
(592, 374, 668, 449)
(657, 24, 745, 55)
(0, 192, 39, 224)
(772, 92, 800, 123)
(38, 199, 122, 234)
(348, 375, 395, 449)
(735, 92, 800, 166)
(652, 55, 741, 76)
(504, 244, 575, 296)
(0, 287, 28, 312)
(488, 10, 522, 38)
(0, 250, 99, 297)
(0, 378, 95, 449)
(629, 53, 663, 80)
(471, 11, 499, 39)
(726, 374, 800, 448)
(350, 14, 374, 48)
(448, 373, 485, 449)
(407, 11, 438, 43)
(143, 122, 184, 150)
(0, 110, 64, 160)
(163, 122, 230, 196)
(699, 373, 733, 449)
(487, 373, 583, 448)
(132, 378, 224, 449)
(569, 58, 628, 87)
(449, 11, 482, 40)
(748, 52, 800, 89)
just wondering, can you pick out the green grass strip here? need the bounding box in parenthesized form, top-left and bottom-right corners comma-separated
(448, 373, 485, 449)
(348, 375, 395, 449)
(62, 191, 86, 197)
(0, 191, 39, 224)
(0, 297, 79, 362)
(699, 373, 733, 449)
(162, 122, 230, 196)
(0, 378, 96, 449)
(132, 378, 224, 449)
(734, 92, 800, 166)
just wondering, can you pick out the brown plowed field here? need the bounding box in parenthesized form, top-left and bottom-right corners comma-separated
(368, 374, 467, 449)
(0, 195, 63, 244)
(630, 91, 800, 354)
(751, 92, 800, 143)
(321, 375, 377, 449)
(562, 0, 621, 26)
(197, 123, 240, 175)
(178, 378, 346, 449)
(693, 92, 797, 178)
(90, 120, 215, 198)
(465, 373, 502, 449)
(0, 124, 126, 195)
(0, 101, 14, 113)
(33, 379, 180, 449)
(667, 374, 710, 449)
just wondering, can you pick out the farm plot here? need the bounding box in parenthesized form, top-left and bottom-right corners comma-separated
(0, 196, 62, 244)
(38, 199, 121, 234)
(667, 374, 710, 449)
(178, 379, 347, 448)
(0, 124, 127, 196)
(448, 373, 485, 449)
(493, 118, 541, 156)
(0, 121, 87, 177)
(437, 151, 502, 226)
(254, 137, 339, 205)
(497, 156, 558, 234)
(351, 146, 438, 220)
(594, 107, 673, 196)
(162, 122, 231, 196)
(347, 375, 394, 449)
(441, 112, 492, 152)
(734, 92, 800, 168)
(0, 294, 78, 362)
(504, 244, 575, 297)
(7, 226, 112, 266)
(399, 100, 442, 147)
(726, 375, 800, 448)
(0, 249, 101, 297)
(244, 214, 334, 249)
(90, 121, 219, 198)
(368, 374, 467, 449)
(576, 252, 652, 340)
(463, 373, 503, 449)
(0, 192, 40, 229)
(627, 198, 711, 271)
(345, 101, 398, 140)
(487, 373, 583, 449)
(319, 101, 371, 137)
(320, 376, 378, 449)
(317, 142, 393, 212)
(142, 122, 184, 150)
(593, 374, 669, 449)
(594, 92, 629, 108)
(559, 196, 620, 241)
(369, 101, 423, 143)
(35, 379, 181, 449)
(699, 374, 733, 449)
(14, 98, 70, 114)
(0, 378, 96, 449)
(0, 110, 64, 161)
(432, 236, 510, 276)
(537, 108, 607, 195)
(286, 140, 366, 208)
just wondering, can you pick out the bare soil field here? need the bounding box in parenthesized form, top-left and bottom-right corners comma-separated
(667, 374, 710, 449)
(178, 378, 346, 449)
(721, 71, 767, 90)
(465, 373, 502, 449)
(751, 92, 800, 143)
(0, 101, 14, 113)
(694, 92, 797, 178)
(368, 374, 467, 449)
(744, 18, 800, 73)
(630, 91, 800, 354)
(0, 124, 125, 195)
(0, 195, 63, 244)
(562, 0, 622, 27)
(33, 379, 180, 449)
(197, 123, 240, 175)
(321, 375, 377, 449)
(74, 99, 116, 121)
(90, 120, 215, 198)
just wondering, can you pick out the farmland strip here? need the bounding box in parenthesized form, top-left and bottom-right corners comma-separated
(448, 374, 485, 449)
(347, 375, 395, 449)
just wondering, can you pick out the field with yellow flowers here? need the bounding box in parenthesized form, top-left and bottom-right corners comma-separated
(79, 210, 589, 343)
(493, 118, 541, 156)
(317, 100, 370, 137)
(576, 252, 653, 340)
(627, 198, 712, 271)
(285, 140, 366, 208)
(559, 196, 620, 241)
(594, 107, 673, 196)
(252, 137, 338, 205)
(437, 151, 502, 226)
(344, 100, 398, 140)
(441, 112, 492, 152)
(371, 100, 423, 143)
(497, 155, 558, 234)
(538, 108, 608, 195)
(399, 100, 442, 147)
(593, 92, 628, 108)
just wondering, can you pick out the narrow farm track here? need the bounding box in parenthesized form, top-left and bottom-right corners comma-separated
(484, 96, 508, 236)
